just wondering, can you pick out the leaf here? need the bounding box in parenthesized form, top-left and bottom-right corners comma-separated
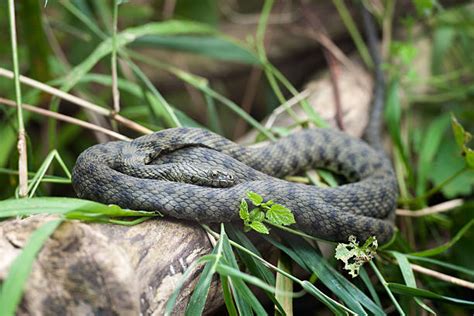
(429, 139, 474, 197)
(0, 219, 62, 316)
(416, 114, 450, 196)
(133, 35, 259, 64)
(239, 199, 249, 221)
(335, 236, 378, 278)
(0, 197, 155, 219)
(451, 114, 471, 149)
(266, 204, 295, 226)
(388, 283, 474, 306)
(465, 147, 474, 169)
(249, 208, 264, 222)
(249, 221, 269, 234)
(246, 191, 263, 206)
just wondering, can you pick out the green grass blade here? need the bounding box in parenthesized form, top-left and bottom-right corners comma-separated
(269, 234, 384, 315)
(359, 267, 382, 309)
(0, 219, 62, 316)
(133, 35, 259, 64)
(300, 281, 352, 316)
(184, 226, 225, 316)
(28, 150, 72, 198)
(409, 219, 474, 257)
(0, 197, 156, 218)
(164, 256, 213, 316)
(392, 252, 437, 314)
(416, 114, 450, 197)
(370, 261, 406, 315)
(220, 274, 239, 316)
(388, 283, 474, 306)
(61, 20, 215, 92)
(220, 226, 268, 315)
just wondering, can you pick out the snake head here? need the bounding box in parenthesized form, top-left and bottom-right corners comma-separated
(207, 168, 235, 188)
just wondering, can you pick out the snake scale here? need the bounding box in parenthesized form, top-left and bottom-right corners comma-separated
(71, 127, 398, 243)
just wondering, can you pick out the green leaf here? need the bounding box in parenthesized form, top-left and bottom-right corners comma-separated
(249, 208, 265, 222)
(0, 219, 62, 316)
(465, 147, 474, 169)
(0, 197, 155, 218)
(416, 115, 450, 196)
(246, 191, 263, 206)
(266, 204, 295, 226)
(335, 236, 378, 278)
(239, 199, 249, 221)
(133, 35, 259, 64)
(388, 283, 474, 306)
(451, 114, 471, 149)
(249, 221, 269, 234)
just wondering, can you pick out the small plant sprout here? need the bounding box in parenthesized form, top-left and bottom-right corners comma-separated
(239, 191, 295, 234)
(335, 235, 378, 278)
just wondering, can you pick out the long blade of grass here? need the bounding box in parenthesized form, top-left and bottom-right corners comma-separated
(61, 20, 215, 92)
(0, 219, 62, 316)
(133, 35, 259, 64)
(0, 197, 156, 218)
(220, 226, 268, 315)
(392, 252, 437, 314)
(370, 261, 406, 315)
(268, 234, 384, 316)
(388, 283, 474, 306)
(28, 150, 71, 198)
(409, 219, 474, 257)
(184, 225, 225, 316)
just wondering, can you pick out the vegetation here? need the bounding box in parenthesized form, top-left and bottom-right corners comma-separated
(0, 0, 473, 315)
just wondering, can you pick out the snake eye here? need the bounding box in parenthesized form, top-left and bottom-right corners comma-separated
(211, 170, 219, 178)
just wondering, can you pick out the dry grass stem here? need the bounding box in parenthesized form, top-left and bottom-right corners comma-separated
(0, 67, 153, 135)
(396, 199, 464, 217)
(0, 98, 130, 141)
(411, 264, 474, 290)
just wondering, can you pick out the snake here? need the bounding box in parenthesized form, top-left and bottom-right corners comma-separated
(71, 10, 398, 244)
(71, 127, 398, 243)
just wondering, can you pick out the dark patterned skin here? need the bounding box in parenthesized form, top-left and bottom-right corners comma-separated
(72, 127, 398, 243)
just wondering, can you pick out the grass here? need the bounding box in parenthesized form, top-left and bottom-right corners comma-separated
(0, 0, 473, 315)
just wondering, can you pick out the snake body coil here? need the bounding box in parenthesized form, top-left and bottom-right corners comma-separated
(72, 127, 398, 243)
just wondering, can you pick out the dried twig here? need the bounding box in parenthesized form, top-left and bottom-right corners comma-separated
(396, 199, 464, 217)
(0, 67, 152, 135)
(0, 98, 129, 141)
(411, 264, 474, 290)
(233, 67, 263, 138)
(324, 50, 344, 130)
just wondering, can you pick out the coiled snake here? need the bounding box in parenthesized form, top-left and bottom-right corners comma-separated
(71, 127, 398, 243)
